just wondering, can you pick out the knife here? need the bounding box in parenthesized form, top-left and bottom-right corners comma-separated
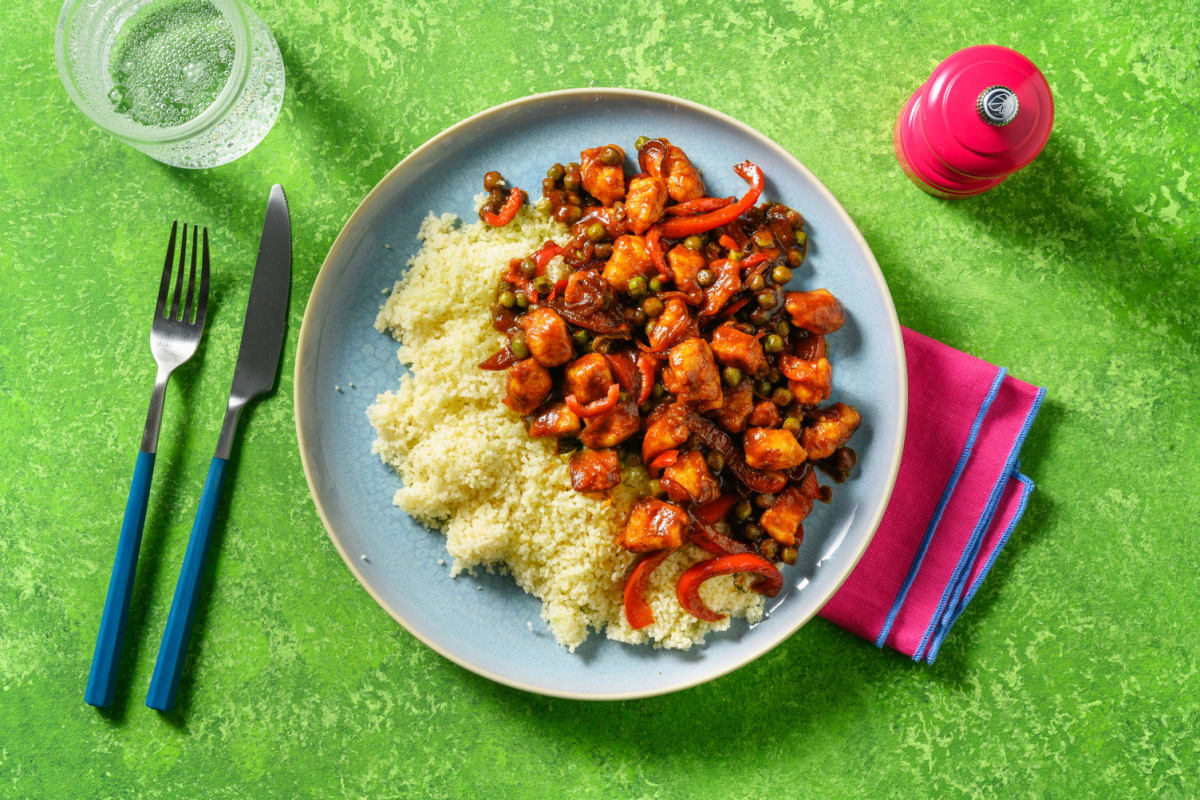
(146, 185, 291, 712)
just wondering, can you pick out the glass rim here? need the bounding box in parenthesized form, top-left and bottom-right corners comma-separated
(55, 0, 255, 145)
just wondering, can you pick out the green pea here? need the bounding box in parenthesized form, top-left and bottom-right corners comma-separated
(586, 222, 607, 242)
(794, 230, 808, 247)
(744, 522, 765, 541)
(509, 332, 530, 359)
(684, 235, 703, 250)
(563, 172, 580, 191)
(631, 308, 647, 326)
(767, 367, 782, 384)
(498, 290, 516, 309)
(714, 520, 731, 535)
(772, 387, 793, 406)
(754, 231, 774, 248)
(760, 538, 779, 560)
(535, 196, 553, 214)
(757, 291, 777, 309)
(594, 242, 613, 259)
(651, 382, 665, 399)
(782, 416, 801, 434)
(627, 276, 647, 298)
(532, 275, 553, 294)
(722, 366, 742, 387)
(734, 500, 753, 522)
(635, 136, 650, 151)
(763, 334, 784, 353)
(565, 205, 583, 224)
(771, 265, 793, 285)
(696, 269, 714, 287)
(775, 320, 790, 337)
(749, 307, 772, 326)
(756, 379, 773, 397)
(547, 163, 565, 181)
(648, 276, 664, 292)
(514, 291, 529, 309)
(642, 297, 665, 317)
(572, 329, 590, 347)
(519, 258, 537, 279)
(706, 451, 725, 473)
(787, 248, 803, 267)
(727, 249, 743, 263)
(600, 146, 622, 166)
(747, 274, 765, 292)
(754, 493, 775, 509)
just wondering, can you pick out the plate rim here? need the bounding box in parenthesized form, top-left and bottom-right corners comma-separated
(294, 87, 908, 700)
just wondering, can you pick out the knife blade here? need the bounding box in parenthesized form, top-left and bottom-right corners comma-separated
(216, 183, 291, 459)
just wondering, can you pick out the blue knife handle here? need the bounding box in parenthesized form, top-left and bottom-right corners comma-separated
(85, 450, 156, 708)
(146, 456, 228, 712)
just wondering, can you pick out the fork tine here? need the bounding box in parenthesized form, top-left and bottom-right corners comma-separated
(156, 221, 179, 317)
(183, 224, 198, 323)
(170, 223, 187, 320)
(196, 227, 210, 327)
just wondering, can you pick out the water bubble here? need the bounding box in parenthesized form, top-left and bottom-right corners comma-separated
(107, 84, 130, 112)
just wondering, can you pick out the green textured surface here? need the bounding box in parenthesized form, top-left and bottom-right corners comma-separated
(2, 0, 1198, 796)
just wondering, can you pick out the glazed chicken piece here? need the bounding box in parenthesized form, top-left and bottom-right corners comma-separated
(642, 405, 690, 463)
(785, 289, 845, 334)
(713, 380, 754, 434)
(662, 337, 722, 410)
(527, 402, 581, 438)
(619, 497, 689, 552)
(780, 354, 832, 405)
(661, 140, 705, 202)
(580, 397, 640, 449)
(504, 358, 551, 415)
(699, 257, 742, 318)
(579, 144, 626, 206)
(625, 175, 669, 235)
(758, 485, 814, 546)
(801, 402, 861, 460)
(601, 235, 653, 292)
(747, 399, 781, 428)
(520, 307, 573, 367)
(743, 427, 807, 471)
(646, 296, 694, 352)
(709, 324, 766, 376)
(569, 448, 621, 492)
(667, 244, 706, 302)
(564, 353, 614, 405)
(660, 450, 720, 506)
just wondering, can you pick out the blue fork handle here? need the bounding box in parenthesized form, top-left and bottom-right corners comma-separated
(85, 450, 157, 708)
(146, 456, 228, 712)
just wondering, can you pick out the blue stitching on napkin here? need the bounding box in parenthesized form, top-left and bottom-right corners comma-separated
(873, 366, 1007, 649)
(915, 385, 1045, 662)
(923, 472, 1035, 664)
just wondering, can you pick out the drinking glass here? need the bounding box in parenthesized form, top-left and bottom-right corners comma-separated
(55, 0, 285, 168)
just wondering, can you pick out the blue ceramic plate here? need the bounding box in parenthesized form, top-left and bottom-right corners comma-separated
(295, 89, 906, 699)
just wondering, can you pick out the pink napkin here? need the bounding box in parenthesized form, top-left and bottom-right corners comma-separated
(819, 327, 1044, 663)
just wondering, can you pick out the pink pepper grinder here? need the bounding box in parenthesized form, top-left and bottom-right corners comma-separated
(894, 44, 1054, 198)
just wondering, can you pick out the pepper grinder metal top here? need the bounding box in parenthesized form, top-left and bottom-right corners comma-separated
(895, 45, 1054, 198)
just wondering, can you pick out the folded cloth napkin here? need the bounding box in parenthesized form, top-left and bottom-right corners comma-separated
(819, 327, 1045, 663)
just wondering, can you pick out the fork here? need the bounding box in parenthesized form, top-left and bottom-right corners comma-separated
(84, 222, 210, 709)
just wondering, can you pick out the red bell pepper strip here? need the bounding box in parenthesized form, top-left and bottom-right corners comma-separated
(482, 187, 523, 227)
(718, 233, 739, 252)
(722, 222, 749, 249)
(676, 553, 783, 622)
(665, 196, 736, 216)
(564, 383, 620, 418)
(623, 548, 675, 629)
(739, 252, 771, 272)
(694, 494, 739, 525)
(657, 161, 764, 239)
(714, 297, 749, 323)
(532, 240, 563, 272)
(647, 449, 679, 478)
(635, 353, 661, 405)
(690, 520, 751, 556)
(477, 345, 518, 371)
(646, 226, 671, 280)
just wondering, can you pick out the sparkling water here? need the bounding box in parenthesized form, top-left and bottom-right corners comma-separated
(107, 0, 235, 127)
